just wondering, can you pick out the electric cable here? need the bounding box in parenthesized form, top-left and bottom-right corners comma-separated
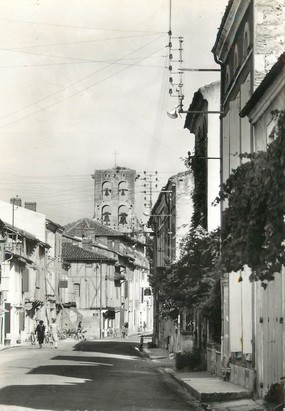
(0, 36, 164, 125)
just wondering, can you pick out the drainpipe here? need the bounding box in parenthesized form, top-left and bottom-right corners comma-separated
(212, 50, 228, 361)
(251, 0, 256, 373)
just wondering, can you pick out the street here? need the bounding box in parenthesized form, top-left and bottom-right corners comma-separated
(0, 339, 201, 411)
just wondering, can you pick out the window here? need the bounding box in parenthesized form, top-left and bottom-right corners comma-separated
(118, 205, 128, 225)
(225, 65, 231, 90)
(73, 283, 80, 297)
(118, 181, 128, 197)
(102, 181, 112, 197)
(243, 22, 250, 57)
(102, 205, 111, 225)
(234, 44, 239, 73)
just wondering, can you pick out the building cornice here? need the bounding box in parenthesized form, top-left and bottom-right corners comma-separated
(245, 70, 285, 124)
(222, 47, 253, 109)
(213, 0, 251, 63)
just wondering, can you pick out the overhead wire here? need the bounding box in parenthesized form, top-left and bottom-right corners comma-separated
(0, 36, 164, 125)
(4, 33, 158, 50)
(0, 17, 165, 34)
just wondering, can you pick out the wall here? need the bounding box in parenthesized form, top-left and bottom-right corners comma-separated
(200, 82, 221, 231)
(174, 171, 194, 260)
(0, 200, 46, 242)
(254, 0, 284, 88)
(246, 63, 285, 398)
(92, 167, 136, 232)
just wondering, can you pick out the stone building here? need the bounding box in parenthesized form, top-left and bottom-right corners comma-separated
(92, 166, 137, 233)
(149, 170, 194, 351)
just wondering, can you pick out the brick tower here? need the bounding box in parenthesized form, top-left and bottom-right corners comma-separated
(92, 166, 136, 232)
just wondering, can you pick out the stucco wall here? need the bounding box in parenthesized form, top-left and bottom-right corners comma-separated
(0, 200, 46, 242)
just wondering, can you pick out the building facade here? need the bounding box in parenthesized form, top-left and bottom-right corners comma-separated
(150, 170, 194, 351)
(63, 218, 152, 338)
(240, 53, 285, 398)
(92, 166, 137, 233)
(212, 0, 284, 394)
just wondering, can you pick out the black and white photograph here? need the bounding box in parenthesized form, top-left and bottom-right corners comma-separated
(0, 0, 284, 410)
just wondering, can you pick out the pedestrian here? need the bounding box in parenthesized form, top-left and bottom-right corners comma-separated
(35, 320, 45, 348)
(77, 321, 82, 332)
(49, 318, 59, 348)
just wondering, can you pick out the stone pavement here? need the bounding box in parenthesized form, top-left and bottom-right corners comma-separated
(143, 345, 266, 411)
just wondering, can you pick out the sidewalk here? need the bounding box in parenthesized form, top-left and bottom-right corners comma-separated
(143, 345, 265, 411)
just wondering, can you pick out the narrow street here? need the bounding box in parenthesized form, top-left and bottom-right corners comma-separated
(0, 339, 202, 411)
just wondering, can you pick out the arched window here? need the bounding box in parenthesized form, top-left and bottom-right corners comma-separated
(243, 22, 250, 57)
(234, 44, 239, 73)
(225, 65, 231, 89)
(102, 205, 111, 225)
(102, 181, 112, 197)
(73, 283, 80, 298)
(118, 181, 128, 197)
(118, 205, 128, 225)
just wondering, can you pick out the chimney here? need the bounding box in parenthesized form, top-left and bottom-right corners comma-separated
(25, 202, 37, 212)
(10, 197, 22, 207)
(82, 238, 93, 251)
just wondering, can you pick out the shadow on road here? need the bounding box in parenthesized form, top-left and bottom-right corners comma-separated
(0, 341, 196, 411)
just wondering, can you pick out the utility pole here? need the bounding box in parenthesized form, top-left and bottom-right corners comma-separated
(136, 171, 160, 213)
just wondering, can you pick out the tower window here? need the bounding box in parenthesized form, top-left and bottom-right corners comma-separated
(102, 181, 112, 197)
(118, 205, 128, 225)
(102, 205, 112, 225)
(118, 181, 128, 197)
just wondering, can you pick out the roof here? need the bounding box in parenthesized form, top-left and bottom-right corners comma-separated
(0, 219, 50, 249)
(62, 242, 115, 263)
(184, 81, 220, 132)
(64, 218, 125, 238)
(240, 53, 285, 117)
(151, 170, 191, 215)
(46, 219, 65, 234)
(211, 0, 234, 58)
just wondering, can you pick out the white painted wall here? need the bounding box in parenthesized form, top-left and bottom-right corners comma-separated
(200, 81, 221, 231)
(0, 200, 46, 242)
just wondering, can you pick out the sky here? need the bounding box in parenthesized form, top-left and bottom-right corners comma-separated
(0, 0, 228, 225)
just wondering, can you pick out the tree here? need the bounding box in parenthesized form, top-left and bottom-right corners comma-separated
(215, 111, 285, 284)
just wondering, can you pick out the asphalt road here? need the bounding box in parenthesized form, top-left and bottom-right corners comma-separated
(0, 339, 202, 411)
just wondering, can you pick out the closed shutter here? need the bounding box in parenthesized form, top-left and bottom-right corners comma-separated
(22, 268, 29, 292)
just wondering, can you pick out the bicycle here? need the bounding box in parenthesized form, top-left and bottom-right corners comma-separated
(45, 331, 51, 344)
(30, 332, 36, 345)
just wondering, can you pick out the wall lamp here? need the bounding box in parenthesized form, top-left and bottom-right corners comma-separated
(167, 105, 224, 119)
